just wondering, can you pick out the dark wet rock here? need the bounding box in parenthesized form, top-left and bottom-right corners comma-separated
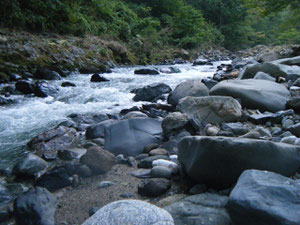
(144, 143, 159, 153)
(210, 79, 290, 112)
(14, 187, 57, 225)
(119, 106, 140, 116)
(12, 153, 47, 179)
(80, 146, 115, 175)
(34, 67, 61, 80)
(134, 68, 160, 75)
(0, 207, 13, 223)
(0, 96, 13, 105)
(90, 73, 110, 82)
(15, 80, 34, 94)
(27, 126, 77, 160)
(34, 81, 59, 97)
(138, 155, 169, 169)
(79, 65, 109, 74)
(253, 71, 276, 81)
(138, 178, 171, 197)
(288, 123, 300, 137)
(82, 200, 174, 225)
(9, 73, 22, 81)
(142, 103, 175, 112)
(57, 149, 78, 161)
(286, 74, 300, 83)
(35, 166, 72, 192)
(228, 169, 300, 225)
(201, 78, 218, 90)
(104, 118, 163, 157)
(162, 112, 190, 137)
(149, 148, 168, 156)
(61, 81, 76, 87)
(178, 136, 300, 188)
(177, 96, 242, 124)
(168, 80, 209, 106)
(127, 156, 137, 167)
(287, 97, 300, 113)
(248, 109, 294, 125)
(133, 83, 171, 102)
(68, 113, 108, 124)
(165, 193, 231, 225)
(189, 184, 208, 195)
(77, 165, 93, 178)
(85, 119, 117, 139)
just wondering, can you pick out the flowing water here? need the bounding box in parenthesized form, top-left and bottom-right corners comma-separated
(0, 62, 229, 169)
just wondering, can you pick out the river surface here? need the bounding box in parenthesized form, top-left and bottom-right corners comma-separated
(0, 62, 229, 169)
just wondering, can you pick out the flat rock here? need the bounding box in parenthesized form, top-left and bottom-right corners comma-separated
(138, 178, 171, 197)
(177, 96, 242, 124)
(82, 200, 174, 225)
(210, 79, 290, 112)
(178, 136, 300, 188)
(133, 83, 171, 102)
(104, 118, 163, 157)
(165, 193, 231, 225)
(228, 169, 300, 225)
(134, 68, 160, 75)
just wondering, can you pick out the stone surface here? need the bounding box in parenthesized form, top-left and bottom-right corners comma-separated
(288, 123, 300, 137)
(177, 96, 242, 124)
(221, 122, 249, 135)
(85, 119, 116, 139)
(34, 81, 59, 97)
(35, 166, 72, 192)
(15, 80, 34, 94)
(14, 187, 57, 225)
(165, 193, 231, 225)
(150, 166, 172, 179)
(138, 178, 171, 197)
(90, 73, 109, 82)
(228, 169, 300, 225)
(161, 112, 189, 137)
(134, 68, 160, 75)
(149, 148, 168, 156)
(168, 80, 209, 106)
(104, 118, 163, 157)
(253, 71, 276, 81)
(80, 146, 115, 175)
(210, 79, 290, 112)
(133, 83, 172, 102)
(273, 55, 300, 66)
(34, 67, 61, 80)
(152, 159, 179, 174)
(122, 111, 148, 120)
(13, 153, 47, 178)
(138, 155, 169, 169)
(178, 136, 300, 188)
(82, 200, 174, 225)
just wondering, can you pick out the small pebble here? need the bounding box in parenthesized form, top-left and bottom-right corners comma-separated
(98, 181, 115, 189)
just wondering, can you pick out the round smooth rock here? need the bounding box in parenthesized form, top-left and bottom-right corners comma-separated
(151, 166, 172, 179)
(82, 200, 174, 225)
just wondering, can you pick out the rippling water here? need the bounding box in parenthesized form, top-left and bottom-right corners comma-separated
(0, 62, 229, 169)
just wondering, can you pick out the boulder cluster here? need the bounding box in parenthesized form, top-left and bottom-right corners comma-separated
(1, 54, 300, 225)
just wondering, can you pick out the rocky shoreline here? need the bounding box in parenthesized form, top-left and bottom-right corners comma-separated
(1, 30, 300, 224)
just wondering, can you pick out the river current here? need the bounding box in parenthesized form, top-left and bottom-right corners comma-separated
(0, 62, 228, 169)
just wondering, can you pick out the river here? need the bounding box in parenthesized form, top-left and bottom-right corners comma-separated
(0, 62, 229, 170)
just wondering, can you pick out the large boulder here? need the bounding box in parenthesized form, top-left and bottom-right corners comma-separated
(15, 80, 34, 94)
(12, 153, 47, 179)
(82, 200, 174, 225)
(104, 118, 163, 157)
(177, 96, 242, 124)
(210, 79, 290, 112)
(80, 146, 115, 175)
(34, 81, 59, 98)
(228, 169, 300, 225)
(178, 136, 300, 188)
(85, 119, 117, 139)
(138, 178, 171, 197)
(27, 126, 77, 160)
(161, 112, 190, 137)
(239, 62, 300, 79)
(133, 83, 172, 102)
(167, 80, 209, 106)
(34, 67, 61, 80)
(273, 55, 300, 66)
(14, 187, 57, 225)
(134, 68, 160, 75)
(165, 193, 231, 225)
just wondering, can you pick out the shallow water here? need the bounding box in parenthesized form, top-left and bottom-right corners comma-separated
(0, 62, 229, 169)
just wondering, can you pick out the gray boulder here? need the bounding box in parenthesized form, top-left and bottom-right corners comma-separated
(85, 119, 117, 139)
(288, 123, 300, 137)
(273, 55, 300, 66)
(253, 72, 276, 81)
(13, 153, 47, 178)
(14, 187, 57, 225)
(133, 83, 172, 102)
(82, 200, 174, 225)
(239, 62, 300, 79)
(34, 67, 61, 80)
(167, 80, 209, 106)
(178, 136, 300, 188)
(165, 193, 231, 225)
(177, 96, 242, 124)
(256, 51, 280, 62)
(161, 112, 189, 137)
(104, 118, 162, 157)
(210, 79, 290, 112)
(138, 178, 171, 197)
(34, 81, 59, 98)
(228, 169, 300, 225)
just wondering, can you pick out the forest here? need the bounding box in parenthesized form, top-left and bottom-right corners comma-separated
(0, 0, 299, 50)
